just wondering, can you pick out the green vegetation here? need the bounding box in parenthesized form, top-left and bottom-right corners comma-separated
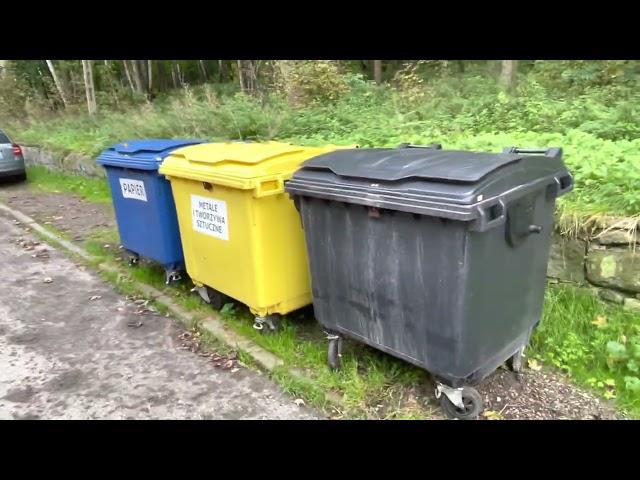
(530, 285, 640, 417)
(26, 166, 111, 203)
(4, 60, 640, 222)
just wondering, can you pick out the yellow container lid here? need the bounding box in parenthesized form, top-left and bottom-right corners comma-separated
(159, 141, 352, 196)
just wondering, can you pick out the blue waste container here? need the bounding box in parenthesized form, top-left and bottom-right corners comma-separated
(97, 139, 204, 284)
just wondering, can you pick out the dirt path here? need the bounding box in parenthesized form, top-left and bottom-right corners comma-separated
(0, 180, 623, 420)
(0, 211, 320, 420)
(0, 181, 115, 242)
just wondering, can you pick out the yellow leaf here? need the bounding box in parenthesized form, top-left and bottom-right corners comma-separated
(603, 390, 616, 400)
(528, 358, 542, 371)
(620, 335, 627, 344)
(591, 315, 608, 328)
(604, 378, 616, 387)
(483, 410, 503, 420)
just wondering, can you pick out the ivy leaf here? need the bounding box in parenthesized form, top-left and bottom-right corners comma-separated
(624, 376, 640, 393)
(606, 341, 628, 362)
(220, 303, 236, 316)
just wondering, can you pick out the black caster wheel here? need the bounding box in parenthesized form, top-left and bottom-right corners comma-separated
(165, 271, 182, 286)
(253, 315, 280, 334)
(509, 345, 527, 374)
(327, 336, 343, 371)
(440, 387, 483, 420)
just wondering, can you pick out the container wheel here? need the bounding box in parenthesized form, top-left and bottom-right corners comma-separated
(327, 336, 343, 371)
(440, 387, 483, 420)
(509, 346, 525, 373)
(253, 315, 280, 334)
(127, 252, 140, 267)
(206, 287, 226, 311)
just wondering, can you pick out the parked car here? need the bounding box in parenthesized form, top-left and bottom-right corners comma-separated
(0, 129, 26, 182)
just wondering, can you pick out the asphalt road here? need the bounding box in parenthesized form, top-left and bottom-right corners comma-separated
(0, 213, 320, 420)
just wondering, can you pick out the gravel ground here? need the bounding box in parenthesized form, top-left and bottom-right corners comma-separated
(476, 367, 622, 420)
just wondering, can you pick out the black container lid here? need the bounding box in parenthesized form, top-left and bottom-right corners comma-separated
(286, 146, 573, 230)
(302, 148, 523, 183)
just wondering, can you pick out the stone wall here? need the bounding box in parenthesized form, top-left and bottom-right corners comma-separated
(22, 146, 104, 178)
(20, 147, 640, 310)
(548, 218, 640, 311)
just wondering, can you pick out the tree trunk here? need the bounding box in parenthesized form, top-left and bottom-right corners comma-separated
(147, 60, 153, 91)
(46, 60, 69, 108)
(131, 60, 146, 93)
(176, 63, 184, 87)
(373, 60, 383, 84)
(123, 60, 135, 92)
(81, 60, 97, 115)
(218, 60, 229, 82)
(237, 60, 245, 91)
(237, 60, 258, 94)
(199, 60, 208, 81)
(171, 63, 179, 88)
(500, 60, 518, 92)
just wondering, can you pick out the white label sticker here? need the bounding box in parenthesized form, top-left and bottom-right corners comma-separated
(119, 178, 147, 202)
(191, 194, 229, 241)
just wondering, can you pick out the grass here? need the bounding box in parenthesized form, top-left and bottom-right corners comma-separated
(26, 166, 111, 204)
(530, 285, 640, 418)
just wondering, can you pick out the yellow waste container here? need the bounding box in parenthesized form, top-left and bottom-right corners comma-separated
(159, 141, 348, 332)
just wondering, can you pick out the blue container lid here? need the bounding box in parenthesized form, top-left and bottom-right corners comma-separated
(96, 139, 204, 171)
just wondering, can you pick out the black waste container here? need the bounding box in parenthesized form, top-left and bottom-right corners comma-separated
(285, 145, 573, 419)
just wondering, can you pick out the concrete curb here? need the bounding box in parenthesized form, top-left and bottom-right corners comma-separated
(0, 200, 342, 410)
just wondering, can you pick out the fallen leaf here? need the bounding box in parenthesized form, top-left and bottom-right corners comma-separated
(483, 410, 503, 420)
(231, 368, 239, 373)
(528, 358, 542, 371)
(43, 277, 53, 284)
(294, 398, 305, 407)
(89, 295, 102, 301)
(592, 315, 608, 329)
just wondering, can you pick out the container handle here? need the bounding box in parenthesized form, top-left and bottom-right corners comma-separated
(473, 199, 506, 232)
(253, 178, 285, 198)
(555, 173, 574, 196)
(502, 146, 563, 159)
(397, 143, 443, 150)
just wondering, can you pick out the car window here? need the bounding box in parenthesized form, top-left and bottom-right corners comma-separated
(0, 130, 11, 144)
